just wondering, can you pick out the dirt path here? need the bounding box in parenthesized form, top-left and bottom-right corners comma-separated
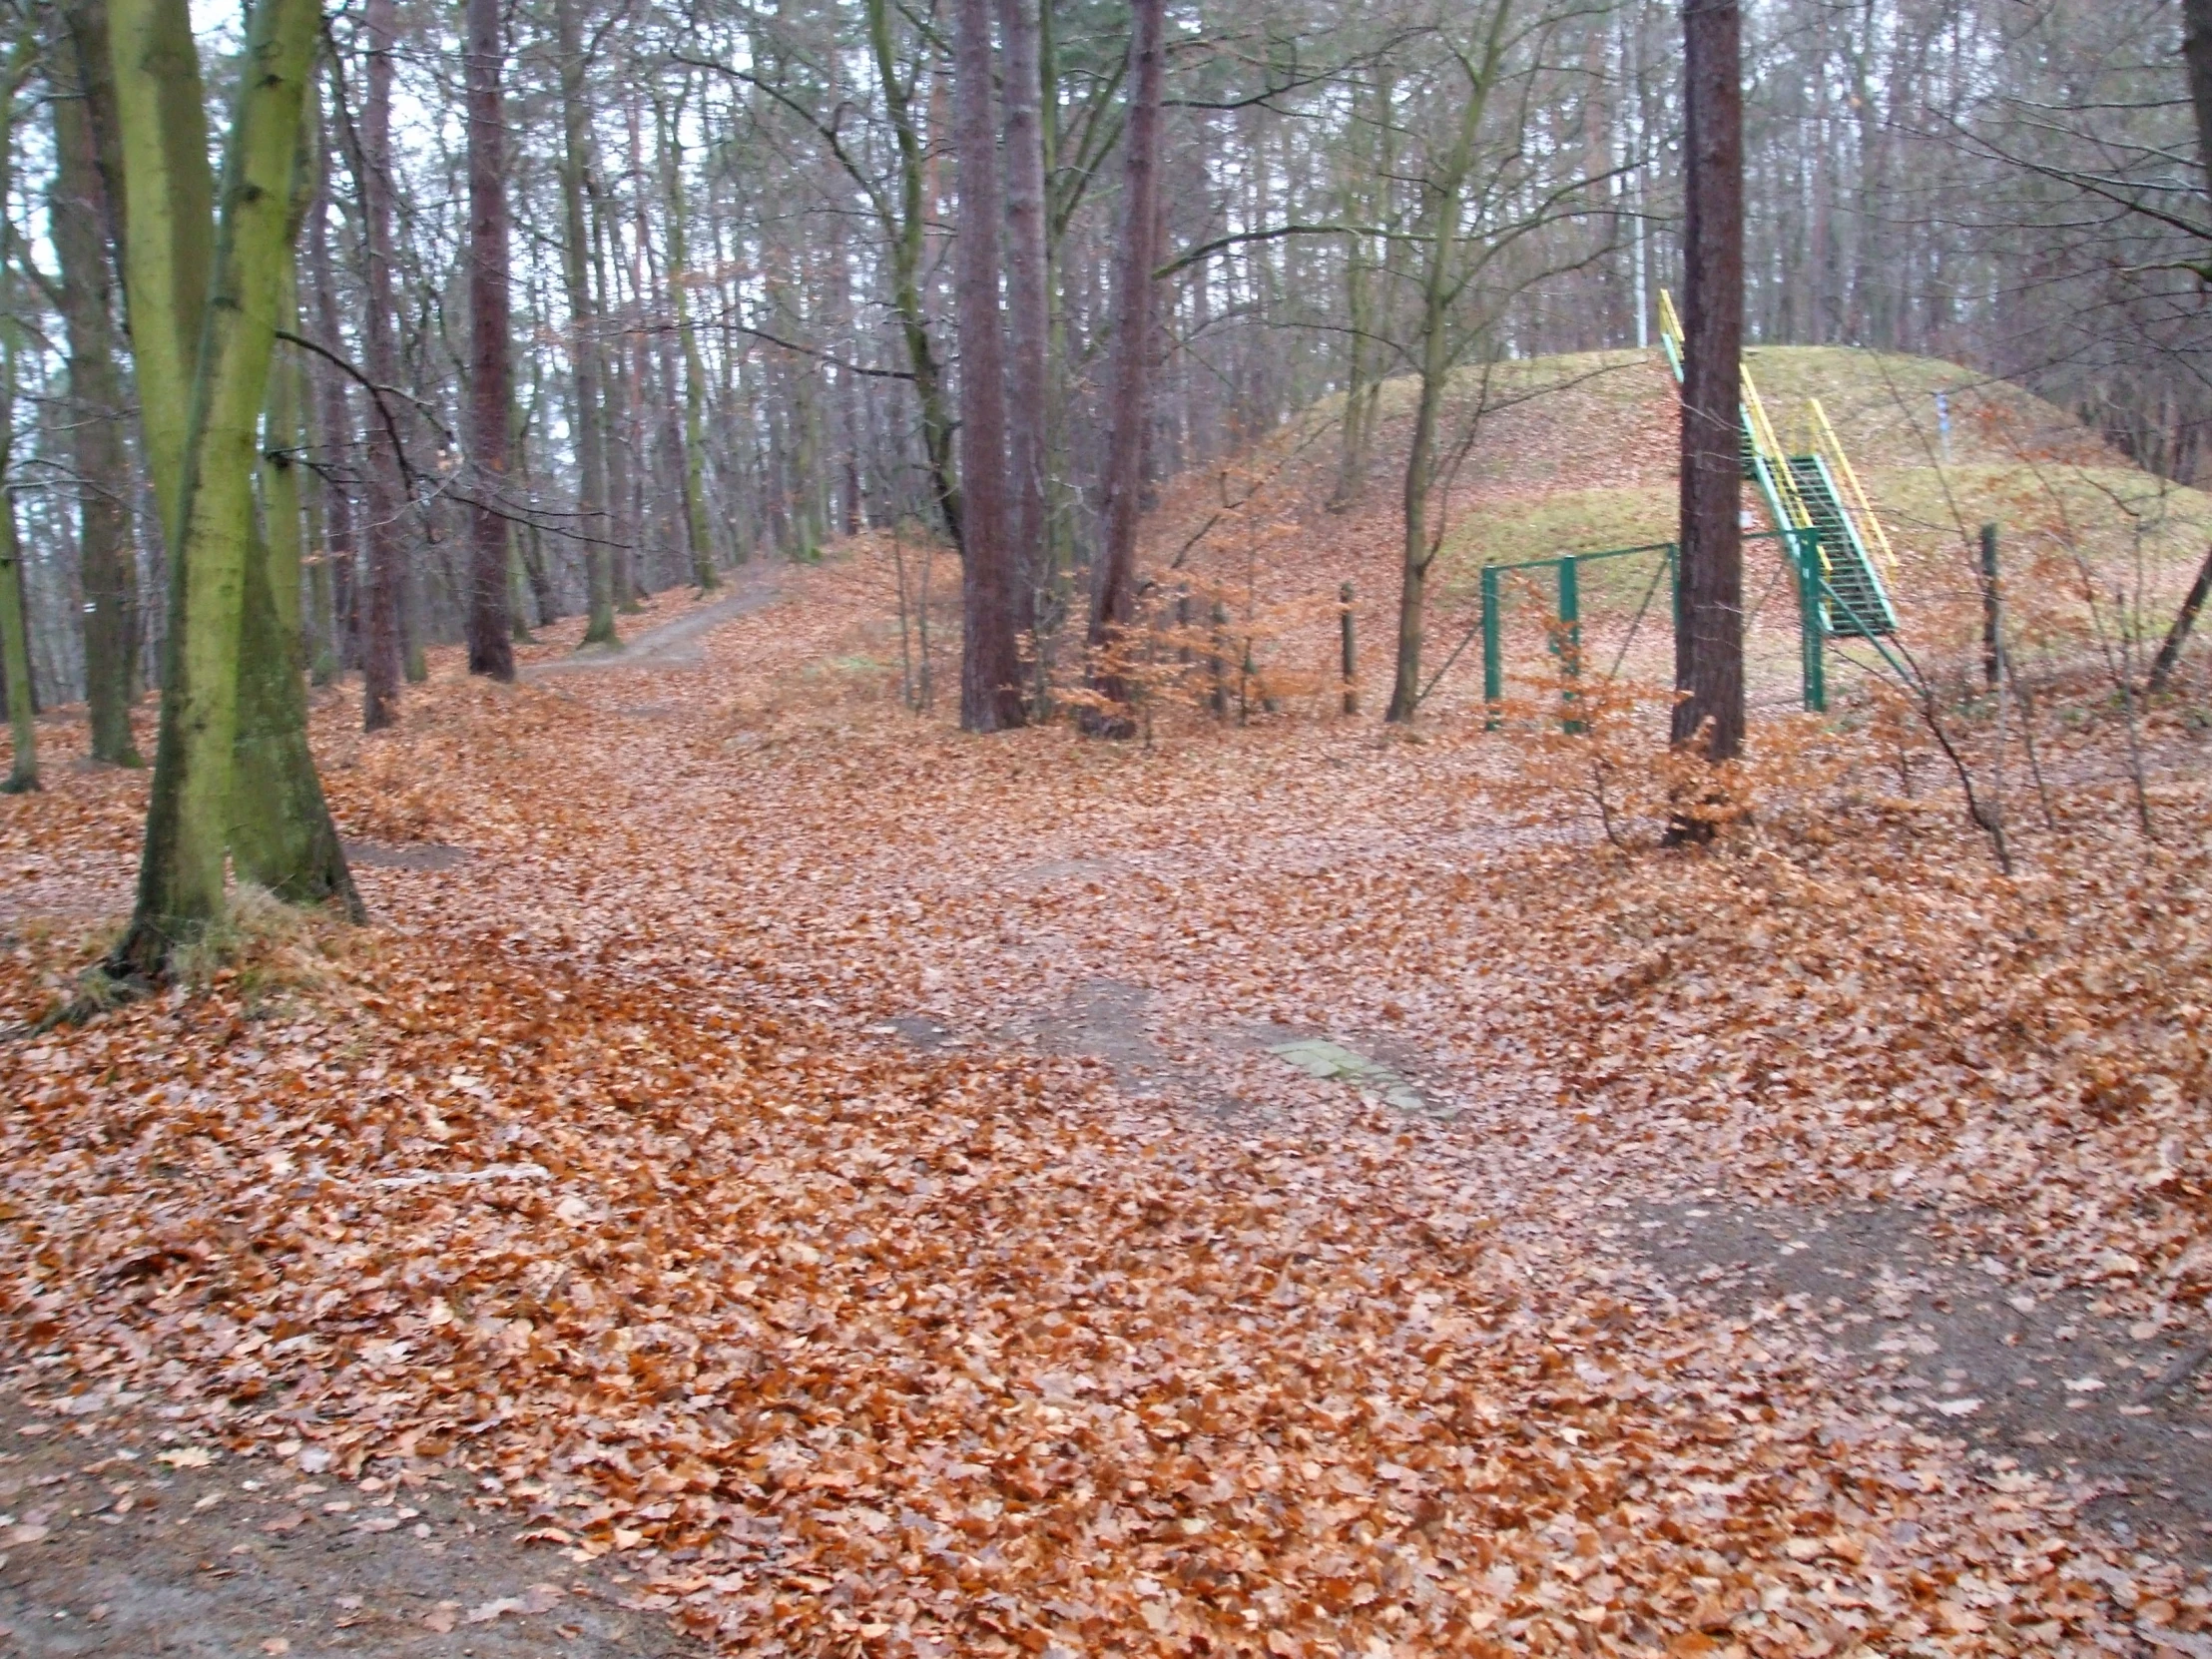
(519, 575, 781, 677)
(0, 1381, 698, 1657)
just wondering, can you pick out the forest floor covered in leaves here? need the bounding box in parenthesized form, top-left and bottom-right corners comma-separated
(3, 549, 2212, 1657)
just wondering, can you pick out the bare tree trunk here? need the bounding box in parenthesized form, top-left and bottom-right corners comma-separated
(657, 93, 718, 591)
(1671, 0, 1745, 769)
(356, 0, 405, 729)
(863, 0, 962, 550)
(463, 0, 514, 678)
(1382, 5, 1512, 725)
(556, 0, 617, 647)
(952, 0, 1023, 731)
(2153, 1, 2212, 691)
(48, 20, 140, 765)
(1084, 0, 1167, 736)
(1332, 69, 1392, 512)
(591, 171, 645, 610)
(2187, 0, 2212, 191)
(997, 0, 1048, 638)
(0, 76, 33, 796)
(306, 166, 358, 673)
(2149, 544, 2212, 693)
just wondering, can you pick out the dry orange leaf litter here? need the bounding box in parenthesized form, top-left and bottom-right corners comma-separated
(1, 563, 2210, 1656)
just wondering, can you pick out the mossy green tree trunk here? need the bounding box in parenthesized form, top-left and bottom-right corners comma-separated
(106, 0, 328, 977)
(231, 125, 362, 917)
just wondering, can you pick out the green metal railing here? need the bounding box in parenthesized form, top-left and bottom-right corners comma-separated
(1477, 528, 1846, 725)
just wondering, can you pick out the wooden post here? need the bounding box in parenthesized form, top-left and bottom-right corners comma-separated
(1339, 580, 1358, 715)
(1209, 598, 1228, 719)
(1980, 522, 2000, 688)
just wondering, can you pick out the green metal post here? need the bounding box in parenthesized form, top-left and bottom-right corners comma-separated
(1667, 541, 1682, 646)
(1796, 528, 1827, 713)
(1480, 563, 1500, 730)
(1556, 556, 1582, 732)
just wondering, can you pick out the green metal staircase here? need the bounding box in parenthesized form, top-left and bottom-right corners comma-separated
(1658, 290, 1900, 641)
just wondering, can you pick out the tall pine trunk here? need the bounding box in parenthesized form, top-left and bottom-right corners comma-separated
(952, 0, 1023, 730)
(49, 21, 140, 766)
(356, 0, 406, 728)
(997, 0, 1048, 639)
(556, 0, 617, 647)
(1672, 0, 1745, 766)
(107, 0, 324, 975)
(1083, 0, 1167, 735)
(463, 0, 514, 676)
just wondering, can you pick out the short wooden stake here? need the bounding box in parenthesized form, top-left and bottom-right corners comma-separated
(1980, 523, 2001, 688)
(1339, 580, 1358, 715)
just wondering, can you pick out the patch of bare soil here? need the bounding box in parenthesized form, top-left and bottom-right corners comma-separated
(1633, 1203, 2212, 1560)
(0, 1379, 700, 1657)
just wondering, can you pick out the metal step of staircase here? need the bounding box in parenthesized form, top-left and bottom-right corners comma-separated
(1784, 455, 1898, 638)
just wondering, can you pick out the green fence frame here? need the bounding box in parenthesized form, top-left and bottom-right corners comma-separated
(1479, 528, 1837, 726)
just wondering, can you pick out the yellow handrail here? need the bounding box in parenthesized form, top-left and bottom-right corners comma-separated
(1657, 288, 1685, 360)
(1803, 397, 1898, 571)
(1741, 363, 1816, 539)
